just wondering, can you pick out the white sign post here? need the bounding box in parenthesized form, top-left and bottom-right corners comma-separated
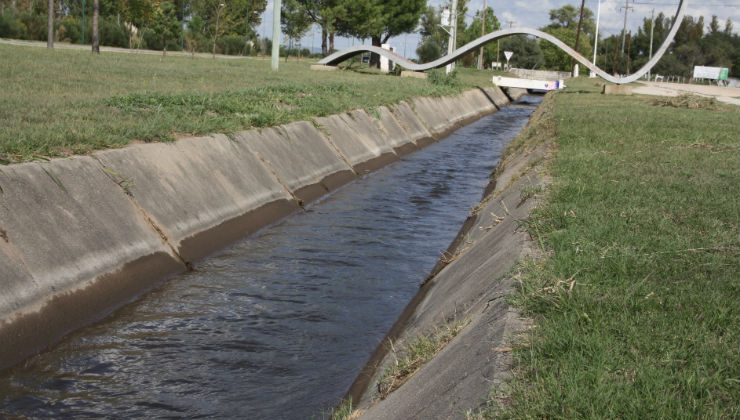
(380, 44, 395, 73)
(504, 51, 513, 70)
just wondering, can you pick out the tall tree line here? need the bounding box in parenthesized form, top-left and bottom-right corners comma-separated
(599, 14, 739, 78)
(285, 0, 426, 63)
(0, 0, 270, 55)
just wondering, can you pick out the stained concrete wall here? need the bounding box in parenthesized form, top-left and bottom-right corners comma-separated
(237, 122, 356, 203)
(95, 134, 298, 262)
(0, 86, 513, 371)
(387, 102, 433, 146)
(350, 93, 548, 419)
(0, 157, 186, 369)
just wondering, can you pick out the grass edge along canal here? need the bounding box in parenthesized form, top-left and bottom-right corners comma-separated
(0, 43, 494, 164)
(480, 80, 740, 418)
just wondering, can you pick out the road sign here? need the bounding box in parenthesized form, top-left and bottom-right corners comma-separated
(504, 51, 514, 62)
(720, 68, 730, 81)
(441, 7, 451, 26)
(693, 66, 728, 81)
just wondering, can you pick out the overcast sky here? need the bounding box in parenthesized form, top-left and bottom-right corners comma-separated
(258, 0, 740, 58)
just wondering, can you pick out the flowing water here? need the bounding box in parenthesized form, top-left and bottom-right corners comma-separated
(0, 96, 540, 419)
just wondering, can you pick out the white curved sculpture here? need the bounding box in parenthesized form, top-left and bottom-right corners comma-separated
(319, 0, 687, 84)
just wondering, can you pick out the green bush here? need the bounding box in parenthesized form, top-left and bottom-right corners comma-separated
(0, 13, 26, 39)
(140, 28, 182, 52)
(428, 68, 460, 87)
(57, 16, 81, 43)
(216, 34, 247, 55)
(18, 12, 46, 40)
(140, 28, 160, 50)
(99, 17, 128, 48)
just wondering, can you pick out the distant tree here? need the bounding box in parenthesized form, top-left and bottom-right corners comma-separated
(150, 1, 181, 55)
(297, 0, 342, 55)
(335, 0, 382, 40)
(462, 6, 500, 67)
(725, 18, 734, 35)
(709, 15, 721, 34)
(548, 4, 595, 36)
(541, 26, 591, 70)
(339, 0, 425, 67)
(415, 5, 444, 63)
(541, 5, 594, 71)
(499, 35, 544, 69)
(281, 0, 311, 60)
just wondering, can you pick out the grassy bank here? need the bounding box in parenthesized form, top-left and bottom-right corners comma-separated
(497, 79, 740, 417)
(0, 44, 491, 163)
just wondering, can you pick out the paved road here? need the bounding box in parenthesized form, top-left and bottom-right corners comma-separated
(634, 81, 740, 106)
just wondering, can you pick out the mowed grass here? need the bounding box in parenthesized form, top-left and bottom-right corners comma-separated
(0, 44, 491, 163)
(497, 79, 740, 417)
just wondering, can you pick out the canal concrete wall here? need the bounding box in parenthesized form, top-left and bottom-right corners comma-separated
(237, 122, 356, 204)
(348, 92, 550, 419)
(385, 102, 433, 147)
(0, 86, 519, 371)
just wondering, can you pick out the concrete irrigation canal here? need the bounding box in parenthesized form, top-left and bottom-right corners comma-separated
(0, 92, 541, 418)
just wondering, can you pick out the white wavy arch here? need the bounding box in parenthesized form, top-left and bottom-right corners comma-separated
(318, 0, 687, 84)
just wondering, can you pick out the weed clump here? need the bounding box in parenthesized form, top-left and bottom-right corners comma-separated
(428, 69, 461, 87)
(652, 93, 719, 110)
(329, 398, 362, 420)
(376, 318, 469, 399)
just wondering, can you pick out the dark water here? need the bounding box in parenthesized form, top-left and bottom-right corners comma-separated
(0, 97, 539, 419)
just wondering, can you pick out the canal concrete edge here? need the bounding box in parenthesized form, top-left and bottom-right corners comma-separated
(345, 91, 552, 419)
(0, 86, 521, 372)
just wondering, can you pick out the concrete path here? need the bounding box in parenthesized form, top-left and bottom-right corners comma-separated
(634, 81, 740, 106)
(0, 37, 277, 61)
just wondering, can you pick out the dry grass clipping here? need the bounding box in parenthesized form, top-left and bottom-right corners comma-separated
(652, 94, 719, 110)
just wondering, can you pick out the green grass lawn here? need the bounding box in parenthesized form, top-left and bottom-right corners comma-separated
(0, 44, 492, 163)
(492, 78, 740, 418)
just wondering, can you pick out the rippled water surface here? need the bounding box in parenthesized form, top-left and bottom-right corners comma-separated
(0, 97, 540, 419)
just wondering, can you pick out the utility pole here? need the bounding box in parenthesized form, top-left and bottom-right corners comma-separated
(271, 0, 281, 71)
(47, 0, 53, 48)
(620, 0, 633, 56)
(477, 0, 486, 70)
(446, 0, 459, 74)
(593, 0, 601, 67)
(91, 0, 99, 53)
(648, 9, 655, 80)
(574, 0, 586, 53)
(573, 0, 586, 76)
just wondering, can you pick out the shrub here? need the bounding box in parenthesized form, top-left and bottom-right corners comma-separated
(0, 13, 26, 39)
(428, 68, 460, 87)
(216, 34, 246, 55)
(18, 12, 46, 40)
(99, 17, 128, 48)
(57, 16, 81, 43)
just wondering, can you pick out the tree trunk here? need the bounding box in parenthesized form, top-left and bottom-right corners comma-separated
(369, 35, 381, 68)
(329, 32, 335, 53)
(46, 0, 53, 48)
(91, 0, 99, 53)
(321, 28, 327, 56)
